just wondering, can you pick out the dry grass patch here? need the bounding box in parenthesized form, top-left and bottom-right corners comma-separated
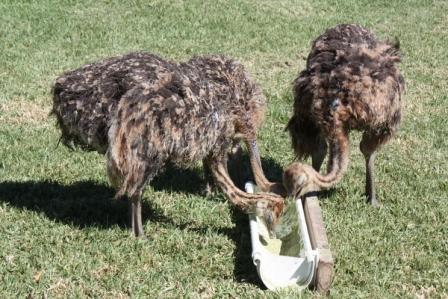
(0, 99, 51, 127)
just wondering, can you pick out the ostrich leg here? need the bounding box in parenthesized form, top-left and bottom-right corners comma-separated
(203, 151, 232, 194)
(203, 158, 215, 195)
(365, 152, 378, 206)
(130, 196, 145, 237)
(360, 132, 387, 207)
(107, 151, 150, 238)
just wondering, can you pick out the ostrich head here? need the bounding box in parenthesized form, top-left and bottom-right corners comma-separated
(283, 162, 321, 198)
(254, 197, 284, 237)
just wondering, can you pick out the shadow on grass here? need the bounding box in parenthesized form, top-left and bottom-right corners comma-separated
(225, 154, 284, 288)
(154, 152, 284, 199)
(0, 152, 284, 230)
(0, 180, 169, 229)
(228, 207, 266, 288)
(0, 179, 267, 287)
(152, 163, 206, 195)
(172, 208, 265, 288)
(0, 154, 283, 288)
(314, 188, 337, 200)
(227, 152, 285, 190)
(153, 154, 282, 288)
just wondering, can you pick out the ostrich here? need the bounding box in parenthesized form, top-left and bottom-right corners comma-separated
(52, 52, 283, 237)
(284, 24, 405, 206)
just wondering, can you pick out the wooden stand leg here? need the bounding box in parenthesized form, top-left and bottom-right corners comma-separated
(303, 195, 334, 294)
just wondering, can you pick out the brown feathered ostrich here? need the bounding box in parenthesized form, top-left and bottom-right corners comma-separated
(284, 24, 405, 206)
(52, 52, 283, 237)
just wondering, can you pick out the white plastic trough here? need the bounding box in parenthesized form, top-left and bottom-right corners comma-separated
(245, 182, 333, 292)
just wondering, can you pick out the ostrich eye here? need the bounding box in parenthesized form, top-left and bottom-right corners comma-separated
(330, 98, 340, 110)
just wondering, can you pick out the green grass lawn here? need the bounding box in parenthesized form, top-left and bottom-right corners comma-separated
(1, 0, 447, 297)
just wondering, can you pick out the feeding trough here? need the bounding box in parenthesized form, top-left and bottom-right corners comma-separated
(245, 182, 333, 293)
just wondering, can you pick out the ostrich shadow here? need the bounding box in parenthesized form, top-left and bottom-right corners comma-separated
(226, 152, 285, 190)
(225, 154, 283, 287)
(0, 153, 284, 230)
(151, 164, 206, 195)
(0, 155, 282, 288)
(152, 154, 285, 199)
(0, 180, 168, 229)
(227, 206, 266, 288)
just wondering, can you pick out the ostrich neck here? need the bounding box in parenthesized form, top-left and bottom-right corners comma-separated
(246, 140, 266, 185)
(313, 131, 350, 189)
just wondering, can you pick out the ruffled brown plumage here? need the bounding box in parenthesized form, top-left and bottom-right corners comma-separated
(285, 24, 405, 205)
(52, 52, 283, 237)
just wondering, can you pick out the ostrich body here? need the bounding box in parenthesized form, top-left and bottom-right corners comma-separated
(285, 24, 405, 205)
(52, 52, 283, 237)
(52, 53, 176, 154)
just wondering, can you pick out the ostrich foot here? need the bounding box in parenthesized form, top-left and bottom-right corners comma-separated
(367, 195, 381, 208)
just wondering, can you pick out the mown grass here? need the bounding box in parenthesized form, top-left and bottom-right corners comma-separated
(1, 0, 447, 298)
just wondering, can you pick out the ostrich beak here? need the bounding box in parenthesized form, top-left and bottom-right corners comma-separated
(264, 211, 277, 238)
(287, 173, 307, 198)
